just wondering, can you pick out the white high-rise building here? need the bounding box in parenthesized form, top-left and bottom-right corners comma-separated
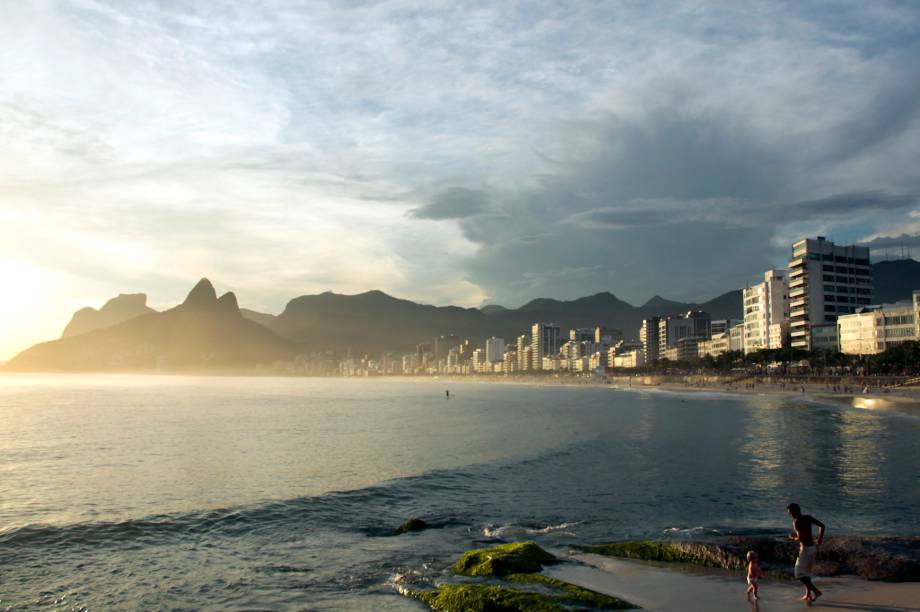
(789, 237, 872, 350)
(640, 316, 661, 362)
(838, 295, 919, 355)
(516, 335, 529, 371)
(743, 269, 789, 353)
(485, 336, 506, 363)
(531, 323, 561, 370)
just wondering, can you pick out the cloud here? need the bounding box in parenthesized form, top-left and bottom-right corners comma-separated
(1, 1, 920, 353)
(859, 232, 920, 249)
(409, 187, 492, 220)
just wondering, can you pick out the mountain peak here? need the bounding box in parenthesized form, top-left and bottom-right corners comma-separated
(101, 293, 148, 313)
(183, 278, 218, 308)
(217, 291, 241, 315)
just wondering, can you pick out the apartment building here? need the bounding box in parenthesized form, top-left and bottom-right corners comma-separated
(788, 237, 872, 350)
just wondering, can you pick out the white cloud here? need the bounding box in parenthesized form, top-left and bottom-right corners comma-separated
(1, 1, 919, 355)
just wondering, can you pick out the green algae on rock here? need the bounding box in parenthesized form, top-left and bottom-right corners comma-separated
(579, 537, 920, 582)
(405, 541, 639, 611)
(412, 584, 567, 612)
(410, 580, 638, 612)
(454, 541, 558, 576)
(396, 517, 429, 534)
(578, 540, 744, 570)
(507, 573, 638, 609)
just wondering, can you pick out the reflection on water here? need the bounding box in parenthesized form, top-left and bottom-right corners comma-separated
(837, 409, 885, 498)
(1, 375, 919, 610)
(740, 397, 786, 497)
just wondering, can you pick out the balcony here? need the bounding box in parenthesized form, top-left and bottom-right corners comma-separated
(789, 287, 805, 298)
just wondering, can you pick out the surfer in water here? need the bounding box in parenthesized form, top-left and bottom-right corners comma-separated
(445, 389, 450, 399)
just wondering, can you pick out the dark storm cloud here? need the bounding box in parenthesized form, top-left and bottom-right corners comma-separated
(860, 233, 920, 249)
(790, 191, 917, 220)
(450, 89, 920, 306)
(409, 187, 493, 220)
(564, 191, 917, 231)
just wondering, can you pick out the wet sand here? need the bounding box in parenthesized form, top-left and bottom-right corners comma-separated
(549, 553, 920, 612)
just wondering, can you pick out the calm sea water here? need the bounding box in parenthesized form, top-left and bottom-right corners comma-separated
(1, 375, 918, 610)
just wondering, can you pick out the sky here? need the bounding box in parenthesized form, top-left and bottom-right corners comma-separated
(2, 1, 920, 359)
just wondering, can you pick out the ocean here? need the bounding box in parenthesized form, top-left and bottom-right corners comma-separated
(1, 375, 918, 610)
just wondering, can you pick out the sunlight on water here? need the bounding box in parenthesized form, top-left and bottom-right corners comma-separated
(2, 374, 919, 609)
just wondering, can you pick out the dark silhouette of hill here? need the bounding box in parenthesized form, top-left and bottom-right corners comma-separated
(267, 290, 720, 355)
(7, 279, 295, 372)
(240, 308, 277, 328)
(480, 304, 509, 315)
(872, 259, 920, 304)
(10, 260, 915, 368)
(61, 293, 154, 338)
(270, 290, 491, 356)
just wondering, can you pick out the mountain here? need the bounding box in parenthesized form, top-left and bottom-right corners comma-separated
(270, 290, 491, 356)
(269, 290, 647, 355)
(61, 293, 155, 338)
(872, 259, 920, 304)
(480, 304, 509, 316)
(641, 295, 688, 312)
(240, 308, 277, 328)
(698, 290, 744, 321)
(6, 279, 295, 372)
(9, 259, 915, 369)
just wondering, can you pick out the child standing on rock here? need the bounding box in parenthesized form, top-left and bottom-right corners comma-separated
(746, 551, 765, 601)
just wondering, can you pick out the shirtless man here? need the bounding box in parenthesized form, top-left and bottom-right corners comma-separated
(787, 503, 826, 602)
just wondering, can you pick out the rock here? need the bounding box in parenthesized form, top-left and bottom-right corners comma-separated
(581, 536, 920, 582)
(454, 541, 557, 577)
(396, 518, 428, 535)
(402, 541, 638, 610)
(411, 584, 567, 612)
(410, 581, 638, 611)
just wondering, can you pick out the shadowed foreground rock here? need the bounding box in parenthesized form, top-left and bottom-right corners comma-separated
(579, 537, 920, 582)
(396, 517, 428, 534)
(403, 541, 638, 611)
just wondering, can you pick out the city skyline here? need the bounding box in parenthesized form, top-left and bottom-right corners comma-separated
(3, 2, 920, 358)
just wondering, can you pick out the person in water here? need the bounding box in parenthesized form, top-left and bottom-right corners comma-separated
(445, 389, 450, 399)
(745, 550, 765, 601)
(787, 503, 826, 602)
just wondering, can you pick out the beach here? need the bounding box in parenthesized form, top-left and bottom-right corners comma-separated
(552, 553, 920, 611)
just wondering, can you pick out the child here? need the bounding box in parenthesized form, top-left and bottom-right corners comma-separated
(746, 550, 765, 601)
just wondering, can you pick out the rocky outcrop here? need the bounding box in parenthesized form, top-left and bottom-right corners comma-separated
(395, 517, 428, 535)
(454, 541, 558, 576)
(580, 537, 920, 582)
(401, 541, 637, 611)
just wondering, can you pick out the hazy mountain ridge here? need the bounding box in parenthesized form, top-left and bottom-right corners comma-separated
(61, 293, 154, 338)
(7, 280, 295, 372)
(8, 260, 918, 369)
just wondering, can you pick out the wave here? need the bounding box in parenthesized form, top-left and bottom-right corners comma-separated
(661, 525, 789, 539)
(0, 465, 486, 557)
(482, 520, 583, 540)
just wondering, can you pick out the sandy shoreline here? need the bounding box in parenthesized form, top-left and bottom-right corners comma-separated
(550, 553, 920, 611)
(423, 373, 920, 414)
